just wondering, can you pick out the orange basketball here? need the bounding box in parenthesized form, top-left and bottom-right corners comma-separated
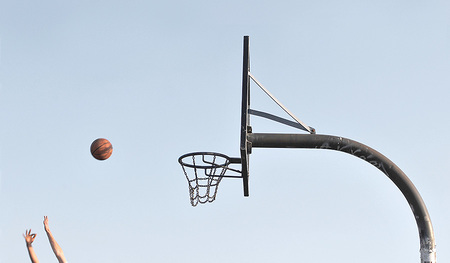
(90, 138, 113, 160)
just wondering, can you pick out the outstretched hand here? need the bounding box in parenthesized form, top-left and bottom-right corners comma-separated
(43, 216, 50, 232)
(23, 229, 37, 246)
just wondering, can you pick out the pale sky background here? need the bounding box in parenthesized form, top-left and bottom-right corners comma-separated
(1, 1, 449, 262)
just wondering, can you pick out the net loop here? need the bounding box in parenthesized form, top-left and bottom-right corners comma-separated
(178, 152, 236, 206)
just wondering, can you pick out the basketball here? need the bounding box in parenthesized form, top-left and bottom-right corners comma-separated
(90, 138, 113, 160)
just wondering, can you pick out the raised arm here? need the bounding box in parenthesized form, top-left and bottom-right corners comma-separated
(23, 229, 40, 263)
(43, 216, 67, 263)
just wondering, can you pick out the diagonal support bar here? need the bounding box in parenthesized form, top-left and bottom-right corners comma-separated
(249, 109, 315, 133)
(248, 72, 314, 134)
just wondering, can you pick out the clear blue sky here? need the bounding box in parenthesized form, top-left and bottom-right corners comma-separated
(1, 1, 449, 262)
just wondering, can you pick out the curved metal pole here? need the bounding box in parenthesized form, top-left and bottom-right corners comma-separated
(248, 133, 436, 263)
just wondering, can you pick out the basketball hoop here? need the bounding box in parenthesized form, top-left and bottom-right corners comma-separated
(178, 152, 242, 206)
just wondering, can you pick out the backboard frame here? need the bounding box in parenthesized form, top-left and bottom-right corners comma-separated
(240, 36, 250, 197)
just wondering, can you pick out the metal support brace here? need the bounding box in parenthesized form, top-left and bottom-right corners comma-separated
(249, 109, 316, 133)
(248, 72, 314, 134)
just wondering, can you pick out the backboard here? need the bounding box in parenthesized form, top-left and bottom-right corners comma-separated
(180, 36, 314, 203)
(240, 36, 250, 196)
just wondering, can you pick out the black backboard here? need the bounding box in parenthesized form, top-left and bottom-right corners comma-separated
(240, 36, 250, 196)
